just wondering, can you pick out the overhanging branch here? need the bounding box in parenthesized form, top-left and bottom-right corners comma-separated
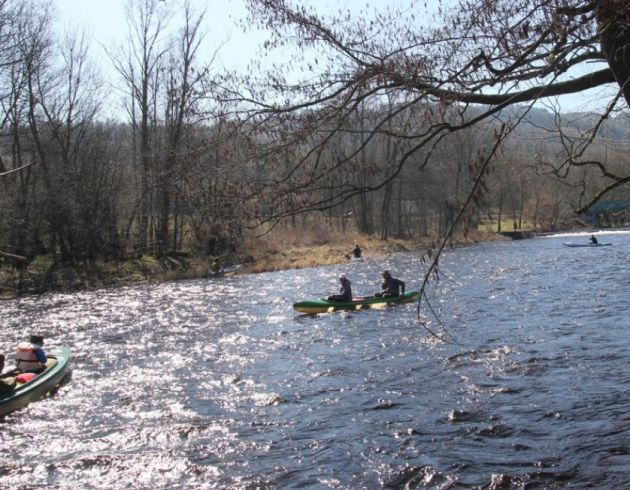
(408, 68, 616, 105)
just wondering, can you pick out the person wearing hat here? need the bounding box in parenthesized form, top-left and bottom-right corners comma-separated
(351, 244, 362, 259)
(327, 275, 353, 301)
(14, 334, 47, 373)
(375, 270, 405, 297)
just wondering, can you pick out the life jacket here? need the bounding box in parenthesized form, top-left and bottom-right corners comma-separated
(14, 342, 45, 372)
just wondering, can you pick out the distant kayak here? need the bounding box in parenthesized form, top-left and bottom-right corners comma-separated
(293, 291, 420, 314)
(562, 243, 612, 248)
(350, 256, 364, 262)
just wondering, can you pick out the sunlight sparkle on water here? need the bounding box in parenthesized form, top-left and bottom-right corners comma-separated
(2, 237, 630, 487)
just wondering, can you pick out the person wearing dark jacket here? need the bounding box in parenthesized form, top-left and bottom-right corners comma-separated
(328, 275, 353, 301)
(210, 258, 222, 273)
(375, 270, 405, 297)
(0, 353, 16, 396)
(351, 244, 362, 258)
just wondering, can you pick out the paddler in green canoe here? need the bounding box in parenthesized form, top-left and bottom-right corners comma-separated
(375, 270, 405, 298)
(15, 334, 47, 373)
(0, 354, 16, 396)
(327, 275, 353, 301)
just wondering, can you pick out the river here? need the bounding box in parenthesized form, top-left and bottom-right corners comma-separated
(1, 232, 629, 488)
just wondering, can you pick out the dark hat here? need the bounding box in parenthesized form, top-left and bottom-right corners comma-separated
(29, 334, 44, 345)
(382, 270, 391, 276)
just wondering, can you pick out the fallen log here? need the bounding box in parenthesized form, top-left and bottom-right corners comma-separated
(0, 250, 27, 263)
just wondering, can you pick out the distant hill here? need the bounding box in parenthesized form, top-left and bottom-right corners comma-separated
(494, 105, 630, 141)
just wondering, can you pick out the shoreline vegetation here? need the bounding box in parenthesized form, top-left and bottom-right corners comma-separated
(0, 229, 505, 298)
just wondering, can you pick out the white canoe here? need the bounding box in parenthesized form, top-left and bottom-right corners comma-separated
(562, 242, 612, 248)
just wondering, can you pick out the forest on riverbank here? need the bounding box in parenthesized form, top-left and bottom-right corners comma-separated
(0, 222, 501, 297)
(2, 0, 630, 297)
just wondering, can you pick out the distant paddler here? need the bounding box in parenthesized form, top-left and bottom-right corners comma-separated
(210, 258, 222, 274)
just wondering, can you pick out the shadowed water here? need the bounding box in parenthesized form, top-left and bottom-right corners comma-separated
(1, 233, 629, 488)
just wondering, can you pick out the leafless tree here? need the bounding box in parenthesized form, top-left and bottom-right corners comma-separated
(155, 1, 213, 257)
(225, 0, 630, 336)
(234, 0, 630, 220)
(112, 0, 168, 254)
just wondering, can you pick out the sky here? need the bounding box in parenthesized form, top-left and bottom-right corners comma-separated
(53, 0, 618, 114)
(53, 0, 380, 71)
(54, 0, 255, 71)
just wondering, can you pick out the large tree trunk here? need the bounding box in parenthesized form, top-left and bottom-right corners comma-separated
(598, 0, 630, 105)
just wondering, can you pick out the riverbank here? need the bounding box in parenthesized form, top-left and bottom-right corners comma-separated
(0, 230, 502, 297)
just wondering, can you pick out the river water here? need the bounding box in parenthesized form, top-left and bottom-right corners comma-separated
(1, 232, 629, 489)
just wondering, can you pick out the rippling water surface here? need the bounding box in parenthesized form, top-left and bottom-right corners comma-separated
(1, 233, 630, 488)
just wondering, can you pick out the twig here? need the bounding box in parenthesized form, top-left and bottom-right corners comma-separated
(0, 161, 33, 177)
(416, 123, 511, 343)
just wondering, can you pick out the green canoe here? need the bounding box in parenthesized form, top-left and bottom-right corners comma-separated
(293, 291, 420, 314)
(0, 346, 72, 417)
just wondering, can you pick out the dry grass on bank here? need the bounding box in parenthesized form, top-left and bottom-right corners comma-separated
(0, 225, 501, 298)
(239, 226, 504, 274)
(239, 225, 455, 273)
